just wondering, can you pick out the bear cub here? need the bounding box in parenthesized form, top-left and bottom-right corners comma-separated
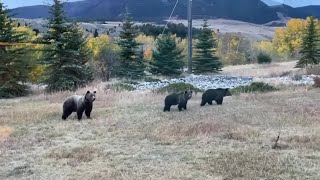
(62, 90, 96, 120)
(201, 88, 231, 106)
(164, 90, 193, 112)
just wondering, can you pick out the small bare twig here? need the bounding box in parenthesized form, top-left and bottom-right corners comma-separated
(272, 131, 281, 149)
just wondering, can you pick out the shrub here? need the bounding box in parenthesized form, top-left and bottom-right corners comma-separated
(306, 65, 320, 75)
(257, 52, 272, 64)
(157, 83, 203, 94)
(313, 76, 320, 88)
(144, 77, 161, 82)
(231, 82, 278, 94)
(107, 83, 136, 92)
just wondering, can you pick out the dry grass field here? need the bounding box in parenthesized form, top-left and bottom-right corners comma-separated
(1, 62, 320, 180)
(222, 61, 300, 77)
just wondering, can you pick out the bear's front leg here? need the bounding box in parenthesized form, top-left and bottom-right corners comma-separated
(77, 107, 85, 121)
(182, 102, 187, 110)
(178, 104, 183, 111)
(216, 98, 223, 105)
(85, 104, 93, 119)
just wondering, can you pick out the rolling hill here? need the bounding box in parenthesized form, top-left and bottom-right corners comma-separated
(10, 0, 320, 24)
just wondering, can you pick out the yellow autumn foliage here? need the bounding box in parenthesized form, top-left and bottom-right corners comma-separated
(272, 17, 319, 59)
(86, 35, 114, 59)
(255, 41, 274, 54)
(135, 34, 156, 61)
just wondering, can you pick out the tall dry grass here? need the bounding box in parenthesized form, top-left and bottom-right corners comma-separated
(0, 82, 320, 179)
(222, 61, 301, 77)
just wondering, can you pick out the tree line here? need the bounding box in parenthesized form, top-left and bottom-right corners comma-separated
(1, 0, 319, 98)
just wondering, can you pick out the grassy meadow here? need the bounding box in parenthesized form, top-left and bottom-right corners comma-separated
(1, 62, 320, 179)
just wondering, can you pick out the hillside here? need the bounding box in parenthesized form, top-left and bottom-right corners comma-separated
(16, 18, 277, 41)
(296, 5, 320, 18)
(11, 0, 279, 24)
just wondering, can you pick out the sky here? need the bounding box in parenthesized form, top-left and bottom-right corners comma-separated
(270, 0, 320, 7)
(2, 0, 80, 9)
(2, 0, 320, 9)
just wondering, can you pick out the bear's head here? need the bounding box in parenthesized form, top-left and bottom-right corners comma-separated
(184, 90, 193, 100)
(84, 90, 96, 103)
(224, 88, 232, 97)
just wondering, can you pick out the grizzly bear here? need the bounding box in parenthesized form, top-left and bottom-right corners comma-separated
(164, 90, 193, 112)
(200, 88, 231, 106)
(62, 91, 96, 120)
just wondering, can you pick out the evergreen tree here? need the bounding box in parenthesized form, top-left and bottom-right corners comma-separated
(40, 0, 93, 92)
(150, 34, 184, 76)
(116, 14, 145, 79)
(93, 29, 99, 37)
(295, 16, 320, 68)
(193, 20, 222, 74)
(0, 2, 31, 98)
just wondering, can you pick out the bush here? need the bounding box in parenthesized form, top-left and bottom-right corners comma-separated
(313, 77, 320, 88)
(306, 65, 320, 75)
(144, 77, 161, 82)
(257, 52, 272, 64)
(107, 83, 136, 92)
(231, 82, 278, 94)
(157, 83, 203, 94)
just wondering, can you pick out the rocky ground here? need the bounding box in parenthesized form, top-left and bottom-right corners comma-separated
(130, 74, 315, 92)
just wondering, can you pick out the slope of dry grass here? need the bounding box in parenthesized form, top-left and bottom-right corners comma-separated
(222, 61, 301, 77)
(1, 83, 320, 179)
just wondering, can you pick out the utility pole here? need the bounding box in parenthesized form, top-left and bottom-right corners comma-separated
(187, 0, 192, 74)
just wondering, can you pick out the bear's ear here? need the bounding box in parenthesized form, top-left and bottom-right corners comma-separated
(86, 91, 90, 94)
(185, 91, 188, 94)
(93, 91, 96, 94)
(190, 90, 193, 93)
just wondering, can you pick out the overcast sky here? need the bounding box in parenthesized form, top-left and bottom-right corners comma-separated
(2, 0, 320, 9)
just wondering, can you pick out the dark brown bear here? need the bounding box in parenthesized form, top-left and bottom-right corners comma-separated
(164, 90, 193, 112)
(200, 88, 231, 106)
(62, 91, 96, 120)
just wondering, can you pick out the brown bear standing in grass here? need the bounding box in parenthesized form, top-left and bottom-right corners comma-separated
(62, 91, 96, 120)
(200, 88, 231, 106)
(164, 90, 193, 112)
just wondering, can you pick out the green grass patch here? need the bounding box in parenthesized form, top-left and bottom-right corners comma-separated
(109, 83, 136, 92)
(157, 83, 203, 94)
(231, 82, 278, 95)
(144, 77, 161, 82)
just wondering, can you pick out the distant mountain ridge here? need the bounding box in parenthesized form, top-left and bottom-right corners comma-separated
(10, 0, 320, 24)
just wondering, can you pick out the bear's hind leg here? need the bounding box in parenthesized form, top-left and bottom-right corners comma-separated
(200, 100, 206, 106)
(62, 109, 72, 120)
(164, 105, 171, 112)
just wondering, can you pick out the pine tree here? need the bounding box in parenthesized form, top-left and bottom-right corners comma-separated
(295, 16, 320, 68)
(0, 2, 31, 98)
(193, 20, 222, 74)
(150, 34, 184, 76)
(116, 14, 145, 79)
(40, 0, 93, 92)
(93, 29, 99, 37)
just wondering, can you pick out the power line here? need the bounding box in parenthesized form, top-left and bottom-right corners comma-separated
(161, 0, 179, 36)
